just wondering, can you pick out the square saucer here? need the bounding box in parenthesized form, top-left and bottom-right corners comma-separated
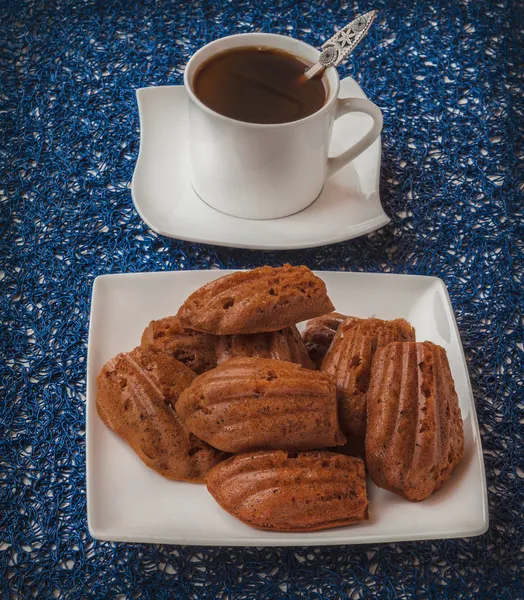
(87, 270, 488, 546)
(131, 78, 389, 250)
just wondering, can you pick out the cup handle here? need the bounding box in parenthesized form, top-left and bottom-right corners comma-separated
(326, 97, 383, 178)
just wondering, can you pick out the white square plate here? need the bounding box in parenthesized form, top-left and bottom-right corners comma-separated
(86, 271, 488, 546)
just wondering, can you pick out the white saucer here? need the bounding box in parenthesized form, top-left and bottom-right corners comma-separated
(132, 78, 389, 250)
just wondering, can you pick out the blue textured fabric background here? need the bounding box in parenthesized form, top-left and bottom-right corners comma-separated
(1, 0, 523, 597)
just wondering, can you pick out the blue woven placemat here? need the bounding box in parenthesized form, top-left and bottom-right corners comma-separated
(1, 0, 523, 597)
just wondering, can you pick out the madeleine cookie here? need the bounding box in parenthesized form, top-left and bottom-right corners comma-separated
(96, 346, 226, 482)
(207, 450, 368, 531)
(177, 264, 334, 335)
(141, 315, 217, 374)
(322, 317, 415, 438)
(176, 357, 346, 453)
(366, 341, 464, 501)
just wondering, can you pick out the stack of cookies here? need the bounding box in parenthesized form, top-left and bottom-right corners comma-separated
(96, 264, 464, 531)
(302, 313, 464, 502)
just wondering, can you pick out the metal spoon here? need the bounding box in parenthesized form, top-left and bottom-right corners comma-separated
(303, 10, 377, 80)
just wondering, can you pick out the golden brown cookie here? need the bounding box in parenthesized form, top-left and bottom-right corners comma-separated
(176, 357, 346, 453)
(216, 326, 314, 369)
(302, 313, 356, 368)
(177, 264, 334, 335)
(206, 450, 368, 532)
(96, 346, 227, 482)
(366, 341, 464, 501)
(322, 317, 415, 438)
(141, 316, 216, 374)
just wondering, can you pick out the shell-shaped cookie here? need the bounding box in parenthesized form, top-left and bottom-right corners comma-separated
(302, 313, 356, 368)
(176, 357, 346, 453)
(366, 341, 464, 501)
(216, 326, 314, 369)
(206, 450, 368, 531)
(141, 315, 216, 374)
(96, 346, 227, 482)
(322, 318, 415, 437)
(177, 264, 334, 335)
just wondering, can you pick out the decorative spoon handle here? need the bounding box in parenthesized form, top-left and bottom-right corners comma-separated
(304, 10, 377, 79)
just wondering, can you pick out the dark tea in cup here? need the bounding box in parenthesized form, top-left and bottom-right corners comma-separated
(192, 46, 328, 124)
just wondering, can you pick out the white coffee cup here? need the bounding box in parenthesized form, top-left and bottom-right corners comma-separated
(184, 33, 383, 220)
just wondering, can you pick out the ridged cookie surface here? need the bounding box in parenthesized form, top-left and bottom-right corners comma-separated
(216, 326, 313, 369)
(302, 313, 356, 368)
(176, 357, 346, 453)
(366, 341, 464, 501)
(141, 315, 216, 374)
(177, 265, 334, 335)
(96, 346, 226, 482)
(142, 318, 313, 374)
(206, 450, 368, 531)
(322, 318, 415, 437)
